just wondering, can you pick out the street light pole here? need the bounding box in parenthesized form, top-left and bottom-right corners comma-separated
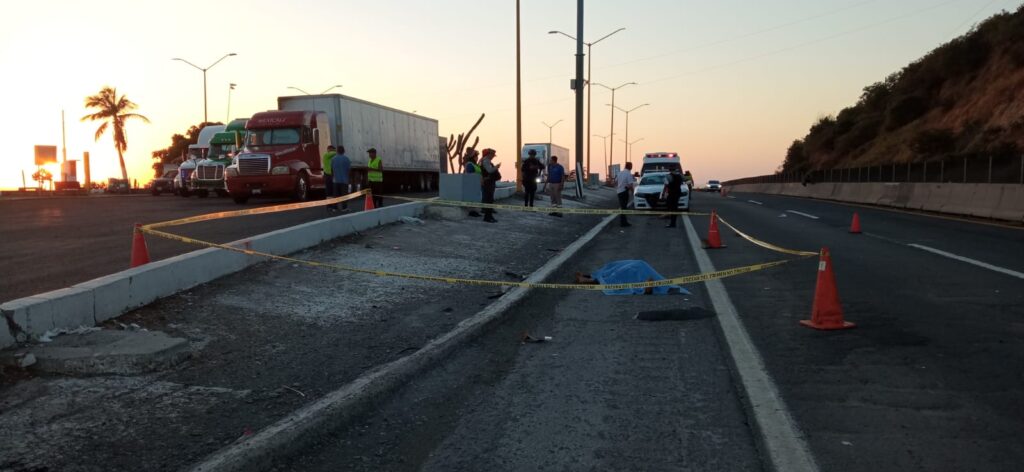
(593, 82, 636, 168)
(542, 119, 564, 144)
(287, 85, 342, 95)
(516, 0, 523, 192)
(610, 103, 649, 165)
(226, 83, 236, 122)
(621, 137, 644, 162)
(549, 27, 624, 179)
(172, 53, 237, 123)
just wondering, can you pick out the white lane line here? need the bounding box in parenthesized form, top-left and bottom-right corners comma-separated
(908, 244, 1024, 280)
(682, 217, 819, 472)
(727, 195, 737, 199)
(786, 210, 819, 220)
(748, 200, 764, 205)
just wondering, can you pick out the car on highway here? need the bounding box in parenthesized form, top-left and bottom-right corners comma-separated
(705, 180, 722, 192)
(633, 172, 689, 211)
(150, 170, 178, 196)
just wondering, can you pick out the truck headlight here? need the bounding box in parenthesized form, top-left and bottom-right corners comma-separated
(271, 166, 290, 175)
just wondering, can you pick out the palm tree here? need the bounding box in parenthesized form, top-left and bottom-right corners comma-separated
(81, 86, 150, 181)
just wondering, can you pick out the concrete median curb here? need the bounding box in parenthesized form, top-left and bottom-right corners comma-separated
(0, 202, 427, 350)
(187, 214, 617, 472)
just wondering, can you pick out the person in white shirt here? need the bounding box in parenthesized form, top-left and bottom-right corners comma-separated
(615, 162, 636, 227)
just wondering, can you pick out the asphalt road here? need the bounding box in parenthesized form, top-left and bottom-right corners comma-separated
(0, 192, 397, 303)
(692, 190, 1024, 471)
(272, 199, 764, 471)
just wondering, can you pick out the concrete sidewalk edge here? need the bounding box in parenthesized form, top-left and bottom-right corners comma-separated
(187, 214, 616, 472)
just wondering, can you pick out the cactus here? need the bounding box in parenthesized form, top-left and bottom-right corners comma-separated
(446, 114, 486, 172)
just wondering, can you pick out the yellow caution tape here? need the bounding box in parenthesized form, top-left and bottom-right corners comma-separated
(385, 195, 712, 216)
(145, 190, 370, 229)
(716, 215, 818, 257)
(140, 225, 811, 291)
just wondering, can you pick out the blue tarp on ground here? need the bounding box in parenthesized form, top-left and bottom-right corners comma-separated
(592, 260, 690, 296)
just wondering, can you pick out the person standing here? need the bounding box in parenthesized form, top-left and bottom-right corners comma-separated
(521, 149, 543, 207)
(615, 162, 636, 227)
(321, 145, 337, 205)
(480, 148, 501, 223)
(664, 168, 685, 228)
(366, 148, 384, 208)
(547, 155, 565, 209)
(331, 146, 352, 211)
(463, 149, 483, 218)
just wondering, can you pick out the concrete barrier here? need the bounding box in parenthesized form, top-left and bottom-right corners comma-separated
(1, 202, 427, 349)
(729, 181, 1023, 223)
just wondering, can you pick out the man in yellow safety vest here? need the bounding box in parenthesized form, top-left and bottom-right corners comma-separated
(367, 148, 384, 208)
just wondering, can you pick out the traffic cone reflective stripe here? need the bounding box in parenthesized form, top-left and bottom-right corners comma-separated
(130, 223, 150, 268)
(800, 247, 855, 330)
(703, 211, 726, 249)
(849, 213, 862, 234)
(364, 191, 375, 211)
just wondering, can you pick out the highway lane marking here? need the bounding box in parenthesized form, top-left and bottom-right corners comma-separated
(727, 195, 737, 199)
(908, 244, 1024, 280)
(787, 210, 819, 220)
(682, 217, 819, 472)
(748, 200, 763, 205)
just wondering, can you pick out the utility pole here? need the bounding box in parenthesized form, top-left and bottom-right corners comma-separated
(516, 0, 523, 192)
(573, 0, 585, 197)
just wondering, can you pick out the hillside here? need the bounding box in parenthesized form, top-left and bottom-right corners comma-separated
(780, 5, 1024, 174)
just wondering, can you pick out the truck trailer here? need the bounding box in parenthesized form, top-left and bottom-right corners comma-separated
(278, 94, 440, 193)
(521, 143, 570, 183)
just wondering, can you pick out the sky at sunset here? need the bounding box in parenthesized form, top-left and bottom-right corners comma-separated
(1, 0, 1017, 189)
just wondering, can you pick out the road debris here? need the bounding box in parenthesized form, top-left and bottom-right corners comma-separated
(283, 385, 306, 398)
(520, 332, 553, 344)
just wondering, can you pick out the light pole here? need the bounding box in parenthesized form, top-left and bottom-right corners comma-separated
(172, 53, 237, 123)
(610, 103, 649, 164)
(287, 85, 343, 95)
(542, 119, 564, 144)
(621, 137, 644, 163)
(549, 27, 625, 179)
(593, 82, 636, 168)
(516, 0, 523, 192)
(226, 83, 236, 122)
(593, 134, 609, 178)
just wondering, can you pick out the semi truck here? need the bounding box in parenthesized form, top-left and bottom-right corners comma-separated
(225, 110, 329, 204)
(192, 118, 248, 197)
(278, 94, 440, 193)
(521, 143, 570, 183)
(176, 124, 225, 197)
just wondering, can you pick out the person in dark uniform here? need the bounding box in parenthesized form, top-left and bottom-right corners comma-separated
(665, 168, 685, 228)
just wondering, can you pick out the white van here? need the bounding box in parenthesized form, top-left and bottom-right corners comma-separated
(641, 152, 682, 176)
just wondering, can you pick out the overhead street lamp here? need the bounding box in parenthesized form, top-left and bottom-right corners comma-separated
(593, 82, 636, 168)
(542, 119, 564, 144)
(621, 137, 644, 163)
(549, 27, 625, 177)
(610, 103, 649, 164)
(172, 53, 237, 123)
(287, 84, 343, 95)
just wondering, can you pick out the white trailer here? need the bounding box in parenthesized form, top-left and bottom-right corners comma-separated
(277, 94, 440, 191)
(521, 143, 570, 182)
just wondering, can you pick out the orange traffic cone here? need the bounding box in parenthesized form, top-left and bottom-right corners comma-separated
(130, 223, 150, 268)
(849, 213, 862, 234)
(364, 191, 375, 211)
(702, 211, 726, 249)
(800, 247, 855, 330)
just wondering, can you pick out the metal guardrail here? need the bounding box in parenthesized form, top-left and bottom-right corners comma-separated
(726, 154, 1024, 186)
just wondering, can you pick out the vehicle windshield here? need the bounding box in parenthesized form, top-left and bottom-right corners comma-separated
(642, 163, 681, 174)
(208, 144, 234, 159)
(709, 180, 720, 185)
(162, 170, 177, 179)
(640, 174, 668, 185)
(246, 128, 301, 147)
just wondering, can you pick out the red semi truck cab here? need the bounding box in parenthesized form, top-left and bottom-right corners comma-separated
(225, 110, 330, 204)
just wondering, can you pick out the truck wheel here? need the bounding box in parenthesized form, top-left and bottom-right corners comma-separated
(197, 189, 210, 198)
(233, 195, 249, 204)
(293, 173, 310, 201)
(215, 189, 229, 198)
